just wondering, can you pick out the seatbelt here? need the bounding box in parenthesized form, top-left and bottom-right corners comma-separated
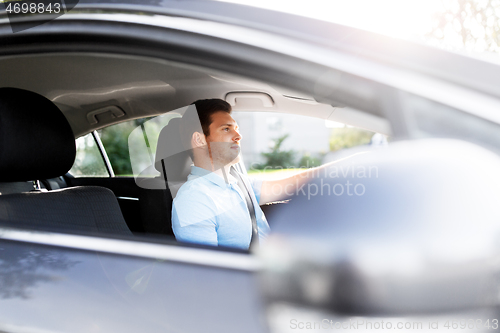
(230, 167, 259, 246)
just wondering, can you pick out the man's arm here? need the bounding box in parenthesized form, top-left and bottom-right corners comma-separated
(259, 153, 367, 205)
(172, 192, 218, 246)
(259, 166, 318, 205)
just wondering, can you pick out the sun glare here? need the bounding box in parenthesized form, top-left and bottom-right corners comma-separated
(217, 0, 441, 41)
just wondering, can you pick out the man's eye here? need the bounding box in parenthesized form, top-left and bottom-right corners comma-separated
(223, 128, 230, 132)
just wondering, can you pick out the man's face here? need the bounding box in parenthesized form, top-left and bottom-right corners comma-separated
(205, 111, 242, 166)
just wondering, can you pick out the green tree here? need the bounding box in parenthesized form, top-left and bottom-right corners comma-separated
(99, 117, 158, 176)
(426, 0, 500, 52)
(298, 153, 323, 168)
(99, 123, 135, 176)
(257, 134, 296, 169)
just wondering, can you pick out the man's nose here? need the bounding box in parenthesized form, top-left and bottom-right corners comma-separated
(233, 129, 242, 142)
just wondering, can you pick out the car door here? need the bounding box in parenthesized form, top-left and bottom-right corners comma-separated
(0, 231, 265, 333)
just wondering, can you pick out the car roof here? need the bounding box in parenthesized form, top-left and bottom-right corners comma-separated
(0, 52, 353, 137)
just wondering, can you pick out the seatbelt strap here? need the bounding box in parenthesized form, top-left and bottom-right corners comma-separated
(230, 167, 259, 246)
(161, 159, 169, 190)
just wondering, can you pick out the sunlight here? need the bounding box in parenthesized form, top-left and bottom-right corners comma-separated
(324, 120, 345, 128)
(217, 0, 441, 40)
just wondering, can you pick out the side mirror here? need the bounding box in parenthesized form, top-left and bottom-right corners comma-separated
(258, 139, 500, 315)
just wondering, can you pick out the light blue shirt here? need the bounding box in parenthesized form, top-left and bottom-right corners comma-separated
(172, 166, 270, 250)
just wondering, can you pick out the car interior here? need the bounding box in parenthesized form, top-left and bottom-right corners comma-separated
(0, 52, 392, 245)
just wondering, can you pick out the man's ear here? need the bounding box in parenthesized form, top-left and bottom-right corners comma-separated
(191, 131, 206, 148)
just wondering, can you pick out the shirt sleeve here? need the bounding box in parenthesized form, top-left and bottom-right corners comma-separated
(172, 191, 218, 247)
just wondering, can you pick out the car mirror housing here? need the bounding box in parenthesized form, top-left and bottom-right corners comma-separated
(257, 139, 500, 316)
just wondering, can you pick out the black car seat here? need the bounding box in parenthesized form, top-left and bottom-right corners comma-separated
(0, 87, 132, 236)
(137, 118, 192, 236)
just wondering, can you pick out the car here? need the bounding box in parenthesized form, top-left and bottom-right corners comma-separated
(1, 1, 500, 332)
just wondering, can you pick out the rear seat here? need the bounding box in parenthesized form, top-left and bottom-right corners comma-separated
(41, 176, 68, 191)
(0, 176, 68, 194)
(0, 87, 132, 236)
(0, 181, 35, 195)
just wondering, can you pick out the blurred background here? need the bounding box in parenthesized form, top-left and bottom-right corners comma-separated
(220, 0, 500, 57)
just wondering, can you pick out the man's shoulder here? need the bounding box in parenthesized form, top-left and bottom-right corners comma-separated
(174, 177, 213, 203)
(172, 178, 219, 223)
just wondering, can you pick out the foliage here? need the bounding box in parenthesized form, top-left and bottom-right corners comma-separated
(254, 128, 374, 171)
(329, 127, 373, 152)
(70, 134, 109, 177)
(426, 0, 500, 53)
(99, 117, 158, 176)
(99, 123, 135, 176)
(255, 134, 296, 169)
(298, 153, 323, 168)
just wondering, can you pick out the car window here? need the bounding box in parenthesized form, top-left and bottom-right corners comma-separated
(69, 133, 109, 177)
(70, 114, 182, 178)
(231, 111, 387, 180)
(99, 113, 182, 177)
(97, 120, 142, 177)
(127, 111, 185, 179)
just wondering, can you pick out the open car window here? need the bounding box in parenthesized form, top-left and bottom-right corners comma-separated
(231, 111, 388, 180)
(70, 106, 390, 189)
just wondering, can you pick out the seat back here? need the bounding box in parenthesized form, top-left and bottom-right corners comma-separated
(0, 87, 131, 236)
(138, 118, 192, 235)
(0, 186, 131, 235)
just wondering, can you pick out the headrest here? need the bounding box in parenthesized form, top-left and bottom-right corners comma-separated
(0, 87, 76, 182)
(154, 118, 192, 182)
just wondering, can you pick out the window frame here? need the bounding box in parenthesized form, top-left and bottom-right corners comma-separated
(92, 130, 115, 177)
(69, 132, 112, 178)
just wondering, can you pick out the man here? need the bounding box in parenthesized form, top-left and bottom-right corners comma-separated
(171, 99, 328, 250)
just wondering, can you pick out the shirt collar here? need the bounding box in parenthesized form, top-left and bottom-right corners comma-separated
(189, 166, 237, 188)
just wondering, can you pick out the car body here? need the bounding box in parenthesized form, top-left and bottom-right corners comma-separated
(1, 1, 500, 332)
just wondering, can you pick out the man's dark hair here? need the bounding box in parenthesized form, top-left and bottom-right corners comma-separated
(191, 98, 232, 137)
(179, 99, 232, 154)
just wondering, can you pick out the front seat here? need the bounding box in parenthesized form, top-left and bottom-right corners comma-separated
(0, 87, 132, 236)
(137, 117, 192, 236)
